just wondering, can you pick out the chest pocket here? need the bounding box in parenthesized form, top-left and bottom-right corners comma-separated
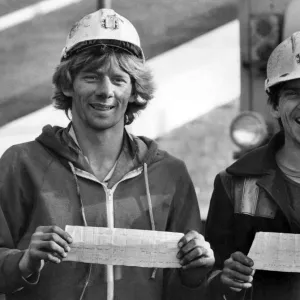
(220, 171, 277, 219)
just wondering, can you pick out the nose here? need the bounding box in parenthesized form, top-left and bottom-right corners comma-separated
(95, 76, 113, 99)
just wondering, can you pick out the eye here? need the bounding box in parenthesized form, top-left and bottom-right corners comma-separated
(83, 74, 98, 82)
(285, 90, 299, 96)
(113, 76, 127, 84)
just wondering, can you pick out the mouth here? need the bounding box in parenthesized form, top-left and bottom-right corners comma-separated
(89, 103, 115, 111)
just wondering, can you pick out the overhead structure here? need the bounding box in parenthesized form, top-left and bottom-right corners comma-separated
(231, 0, 300, 158)
(97, 0, 111, 9)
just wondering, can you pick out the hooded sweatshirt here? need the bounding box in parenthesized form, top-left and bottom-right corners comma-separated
(0, 125, 204, 300)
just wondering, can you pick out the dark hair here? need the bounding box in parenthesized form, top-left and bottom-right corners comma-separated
(267, 83, 284, 129)
(52, 46, 155, 125)
(267, 83, 284, 109)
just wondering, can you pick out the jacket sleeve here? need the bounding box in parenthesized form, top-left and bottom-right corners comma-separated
(205, 172, 236, 299)
(0, 146, 36, 294)
(164, 161, 206, 300)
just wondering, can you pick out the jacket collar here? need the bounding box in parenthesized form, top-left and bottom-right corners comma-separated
(227, 131, 285, 176)
(227, 131, 300, 232)
(37, 123, 161, 187)
(64, 123, 139, 187)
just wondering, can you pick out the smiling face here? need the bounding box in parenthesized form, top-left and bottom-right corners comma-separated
(64, 55, 133, 133)
(272, 79, 300, 146)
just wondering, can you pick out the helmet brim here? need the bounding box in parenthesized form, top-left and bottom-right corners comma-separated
(61, 39, 145, 62)
(265, 69, 300, 92)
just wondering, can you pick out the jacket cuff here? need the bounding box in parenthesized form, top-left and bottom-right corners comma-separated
(21, 271, 40, 285)
(178, 278, 206, 299)
(208, 270, 251, 300)
(207, 270, 244, 300)
(178, 268, 206, 288)
(165, 269, 207, 300)
(206, 270, 226, 299)
(2, 250, 39, 294)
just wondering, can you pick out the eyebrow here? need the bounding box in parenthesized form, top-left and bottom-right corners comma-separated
(282, 87, 300, 92)
(81, 69, 128, 77)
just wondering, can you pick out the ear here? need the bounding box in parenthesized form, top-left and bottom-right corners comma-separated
(270, 105, 280, 119)
(128, 95, 135, 103)
(62, 87, 73, 97)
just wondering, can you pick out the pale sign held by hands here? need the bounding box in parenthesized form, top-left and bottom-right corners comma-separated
(64, 225, 184, 268)
(248, 232, 300, 272)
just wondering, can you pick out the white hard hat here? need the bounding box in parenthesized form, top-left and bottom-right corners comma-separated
(265, 31, 300, 92)
(61, 8, 144, 61)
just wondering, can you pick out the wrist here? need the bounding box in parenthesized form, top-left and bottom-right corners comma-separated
(19, 250, 42, 278)
(219, 273, 243, 295)
(19, 252, 33, 278)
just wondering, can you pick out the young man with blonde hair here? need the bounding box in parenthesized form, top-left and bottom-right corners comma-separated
(0, 9, 214, 300)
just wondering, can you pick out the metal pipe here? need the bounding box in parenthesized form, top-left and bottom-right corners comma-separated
(97, 0, 111, 9)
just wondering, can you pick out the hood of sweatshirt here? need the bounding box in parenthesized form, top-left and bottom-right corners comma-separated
(36, 124, 165, 167)
(35, 124, 166, 186)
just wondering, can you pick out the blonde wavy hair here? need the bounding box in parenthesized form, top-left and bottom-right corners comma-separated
(52, 46, 155, 125)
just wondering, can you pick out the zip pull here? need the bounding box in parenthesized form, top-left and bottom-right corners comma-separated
(106, 188, 114, 229)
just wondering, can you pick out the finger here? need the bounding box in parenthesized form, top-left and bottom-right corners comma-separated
(31, 249, 61, 264)
(36, 226, 73, 244)
(178, 230, 203, 248)
(179, 246, 205, 265)
(182, 238, 208, 253)
(178, 239, 209, 260)
(40, 233, 71, 253)
(227, 260, 254, 276)
(230, 287, 243, 292)
(231, 252, 253, 267)
(182, 255, 215, 270)
(34, 240, 68, 259)
(221, 275, 252, 289)
(224, 268, 254, 283)
(177, 238, 202, 258)
(180, 247, 202, 266)
(178, 240, 211, 260)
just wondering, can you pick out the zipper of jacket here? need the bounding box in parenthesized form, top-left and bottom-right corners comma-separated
(103, 186, 114, 300)
(73, 166, 143, 300)
(99, 168, 143, 300)
(101, 166, 144, 228)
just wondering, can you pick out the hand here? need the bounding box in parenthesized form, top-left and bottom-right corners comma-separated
(221, 251, 254, 292)
(177, 230, 215, 270)
(19, 226, 73, 277)
(176, 231, 215, 287)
